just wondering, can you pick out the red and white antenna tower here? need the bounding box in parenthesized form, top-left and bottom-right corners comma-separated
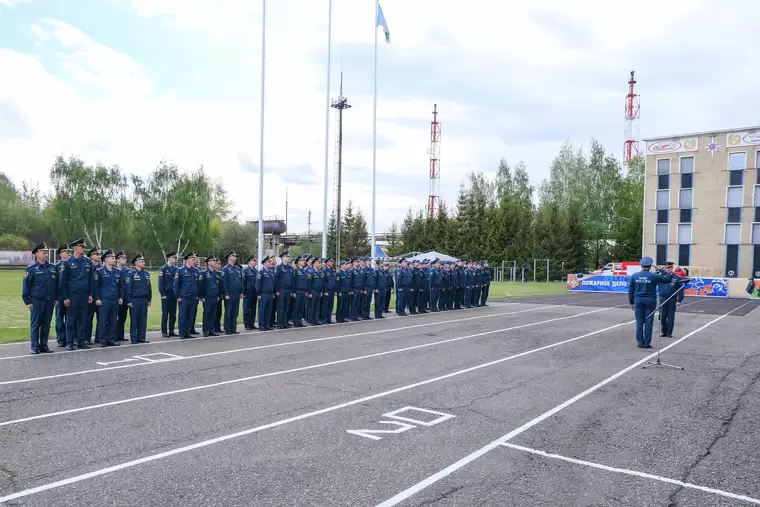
(623, 70, 640, 165)
(426, 104, 441, 218)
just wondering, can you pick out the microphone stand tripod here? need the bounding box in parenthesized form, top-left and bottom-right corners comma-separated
(642, 282, 687, 371)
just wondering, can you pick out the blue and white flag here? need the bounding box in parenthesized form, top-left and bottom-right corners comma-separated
(377, 2, 390, 43)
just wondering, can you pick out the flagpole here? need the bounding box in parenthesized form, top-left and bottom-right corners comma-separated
(257, 0, 267, 271)
(321, 0, 333, 259)
(371, 0, 378, 265)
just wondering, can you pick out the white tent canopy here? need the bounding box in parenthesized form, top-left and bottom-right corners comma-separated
(405, 251, 458, 263)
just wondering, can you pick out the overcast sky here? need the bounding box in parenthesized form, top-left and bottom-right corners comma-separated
(1, 0, 759, 234)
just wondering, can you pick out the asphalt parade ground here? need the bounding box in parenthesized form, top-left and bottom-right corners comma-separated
(1, 293, 759, 506)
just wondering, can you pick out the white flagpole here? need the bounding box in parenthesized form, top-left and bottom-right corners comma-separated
(321, 0, 333, 259)
(371, 0, 378, 265)
(257, 0, 267, 271)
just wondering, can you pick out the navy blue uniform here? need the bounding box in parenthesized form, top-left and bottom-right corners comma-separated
(430, 267, 442, 311)
(59, 255, 93, 348)
(222, 263, 243, 333)
(350, 267, 363, 321)
(395, 267, 411, 315)
(375, 267, 387, 318)
(464, 268, 474, 308)
(125, 268, 151, 343)
(335, 268, 351, 322)
(22, 261, 58, 353)
(87, 263, 101, 344)
(309, 267, 324, 324)
(628, 270, 674, 348)
(54, 259, 67, 346)
(275, 263, 294, 328)
(480, 266, 491, 306)
(243, 266, 258, 329)
(362, 267, 377, 319)
(255, 267, 275, 330)
(159, 263, 177, 336)
(200, 268, 224, 336)
(94, 266, 123, 346)
(116, 265, 131, 341)
(384, 269, 394, 312)
(293, 267, 309, 327)
(174, 266, 200, 338)
(321, 266, 336, 323)
(408, 266, 419, 314)
(658, 271, 686, 337)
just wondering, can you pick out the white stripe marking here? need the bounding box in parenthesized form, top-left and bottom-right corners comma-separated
(0, 306, 623, 427)
(0, 315, 634, 502)
(374, 301, 751, 507)
(502, 443, 760, 505)
(0, 305, 564, 384)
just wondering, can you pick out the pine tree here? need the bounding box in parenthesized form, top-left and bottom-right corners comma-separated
(326, 210, 338, 260)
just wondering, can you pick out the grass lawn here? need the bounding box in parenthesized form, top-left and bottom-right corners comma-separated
(0, 270, 567, 344)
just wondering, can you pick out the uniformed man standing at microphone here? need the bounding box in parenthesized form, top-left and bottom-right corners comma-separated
(627, 256, 676, 349)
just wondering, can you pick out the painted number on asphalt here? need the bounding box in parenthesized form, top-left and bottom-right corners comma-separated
(346, 406, 455, 441)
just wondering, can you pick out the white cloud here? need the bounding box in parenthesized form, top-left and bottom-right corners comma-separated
(1, 0, 760, 240)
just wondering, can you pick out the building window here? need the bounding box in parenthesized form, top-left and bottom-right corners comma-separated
(730, 170, 744, 186)
(754, 185, 760, 207)
(656, 245, 667, 265)
(754, 246, 760, 278)
(678, 224, 692, 244)
(728, 208, 742, 223)
(725, 223, 741, 245)
(655, 223, 668, 244)
(679, 189, 692, 209)
(756, 207, 760, 222)
(680, 208, 692, 223)
(657, 210, 668, 223)
(657, 159, 670, 190)
(681, 173, 693, 188)
(756, 151, 760, 169)
(753, 223, 760, 245)
(680, 156, 694, 173)
(727, 186, 743, 208)
(729, 152, 747, 171)
(726, 245, 739, 278)
(679, 245, 690, 266)
(657, 190, 669, 210)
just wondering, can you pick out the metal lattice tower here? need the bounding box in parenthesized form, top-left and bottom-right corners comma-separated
(426, 104, 441, 218)
(624, 70, 640, 165)
(331, 72, 351, 260)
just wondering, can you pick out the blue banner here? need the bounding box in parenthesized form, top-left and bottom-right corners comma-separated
(567, 274, 729, 297)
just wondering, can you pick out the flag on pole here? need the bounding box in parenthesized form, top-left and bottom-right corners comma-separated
(377, 2, 390, 43)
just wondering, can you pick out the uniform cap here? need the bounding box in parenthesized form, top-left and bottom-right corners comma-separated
(102, 249, 115, 258)
(262, 255, 272, 263)
(206, 253, 219, 263)
(116, 250, 126, 259)
(295, 254, 304, 262)
(665, 261, 675, 266)
(225, 251, 237, 260)
(280, 249, 290, 258)
(87, 246, 101, 257)
(56, 244, 69, 255)
(165, 251, 177, 259)
(31, 242, 47, 255)
(69, 238, 86, 248)
(131, 252, 145, 264)
(339, 260, 346, 266)
(245, 255, 256, 263)
(640, 256, 653, 267)
(183, 251, 197, 260)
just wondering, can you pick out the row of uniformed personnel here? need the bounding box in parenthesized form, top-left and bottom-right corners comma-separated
(22, 242, 494, 354)
(22, 240, 152, 354)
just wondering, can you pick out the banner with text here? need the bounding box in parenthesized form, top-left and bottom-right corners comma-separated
(645, 137, 699, 154)
(726, 131, 760, 148)
(567, 274, 729, 297)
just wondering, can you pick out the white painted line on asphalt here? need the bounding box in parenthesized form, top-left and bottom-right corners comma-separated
(502, 443, 760, 505)
(0, 305, 566, 384)
(0, 305, 624, 426)
(95, 358, 140, 367)
(373, 301, 752, 507)
(0, 304, 514, 360)
(0, 312, 634, 503)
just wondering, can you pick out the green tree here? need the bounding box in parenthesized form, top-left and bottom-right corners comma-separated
(0, 234, 31, 250)
(47, 156, 132, 248)
(610, 156, 644, 260)
(215, 219, 258, 261)
(131, 161, 229, 258)
(0, 174, 49, 243)
(386, 221, 402, 256)
(326, 210, 338, 259)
